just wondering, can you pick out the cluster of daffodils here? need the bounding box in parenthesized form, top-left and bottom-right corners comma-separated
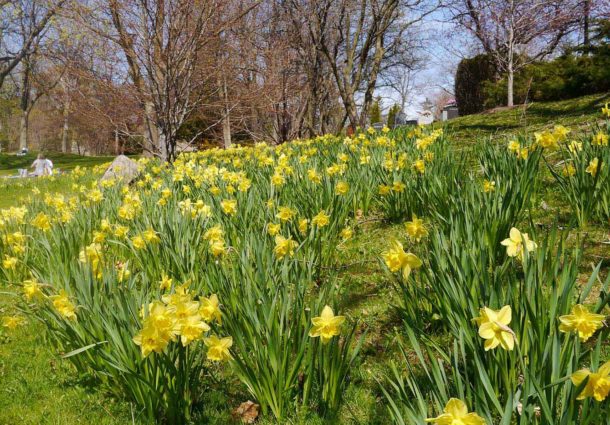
(203, 225, 227, 257)
(133, 285, 231, 361)
(2, 278, 78, 324)
(473, 228, 609, 403)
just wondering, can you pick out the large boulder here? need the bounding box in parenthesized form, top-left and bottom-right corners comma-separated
(100, 155, 140, 184)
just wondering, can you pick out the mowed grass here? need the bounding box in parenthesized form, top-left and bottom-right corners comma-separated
(0, 306, 136, 425)
(1, 94, 609, 424)
(442, 92, 610, 145)
(0, 153, 114, 209)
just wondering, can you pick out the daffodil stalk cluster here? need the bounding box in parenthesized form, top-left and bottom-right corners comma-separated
(543, 123, 610, 227)
(1, 117, 608, 424)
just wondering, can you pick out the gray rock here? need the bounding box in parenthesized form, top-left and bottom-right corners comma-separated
(100, 155, 140, 184)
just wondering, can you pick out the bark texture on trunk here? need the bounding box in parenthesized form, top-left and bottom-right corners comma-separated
(61, 101, 69, 153)
(19, 111, 29, 150)
(507, 67, 514, 107)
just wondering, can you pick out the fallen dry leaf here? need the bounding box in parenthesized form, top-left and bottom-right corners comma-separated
(231, 400, 259, 424)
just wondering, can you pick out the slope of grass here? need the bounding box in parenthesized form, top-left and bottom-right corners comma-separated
(442, 92, 610, 145)
(0, 93, 609, 424)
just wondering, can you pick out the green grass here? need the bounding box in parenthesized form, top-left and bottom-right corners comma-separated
(1, 93, 609, 424)
(0, 153, 113, 209)
(0, 152, 114, 177)
(0, 320, 135, 425)
(441, 92, 610, 145)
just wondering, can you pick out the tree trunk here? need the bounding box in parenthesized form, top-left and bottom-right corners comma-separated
(158, 132, 168, 162)
(61, 101, 69, 153)
(507, 66, 514, 107)
(143, 101, 159, 156)
(19, 110, 29, 150)
(222, 77, 231, 148)
(583, 0, 590, 50)
(115, 128, 120, 155)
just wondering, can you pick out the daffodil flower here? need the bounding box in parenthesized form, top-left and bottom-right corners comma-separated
(425, 398, 486, 425)
(309, 305, 345, 344)
(559, 304, 605, 342)
(474, 305, 515, 351)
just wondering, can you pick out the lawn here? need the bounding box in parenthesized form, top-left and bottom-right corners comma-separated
(0, 153, 114, 209)
(442, 92, 610, 145)
(0, 94, 609, 424)
(0, 152, 114, 176)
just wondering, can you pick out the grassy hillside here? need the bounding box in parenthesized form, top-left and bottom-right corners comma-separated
(442, 92, 610, 145)
(0, 93, 608, 424)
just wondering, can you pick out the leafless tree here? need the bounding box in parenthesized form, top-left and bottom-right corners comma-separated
(448, 0, 582, 107)
(0, 0, 66, 90)
(297, 0, 437, 130)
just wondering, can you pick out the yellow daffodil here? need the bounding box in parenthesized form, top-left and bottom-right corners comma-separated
(298, 218, 309, 235)
(336, 181, 349, 195)
(23, 279, 43, 301)
(425, 398, 486, 425)
(553, 125, 570, 141)
(309, 305, 345, 343)
(133, 324, 171, 357)
(268, 223, 281, 236)
(414, 159, 426, 174)
(220, 199, 237, 216)
(592, 132, 608, 146)
(378, 185, 391, 196)
(508, 140, 521, 152)
(31, 212, 51, 231)
(483, 180, 496, 193)
(209, 239, 226, 257)
(200, 294, 222, 324)
(562, 164, 576, 177)
(311, 211, 330, 228)
(568, 141, 582, 153)
(474, 305, 515, 351)
(341, 227, 353, 240)
(79, 243, 103, 278)
(501, 227, 537, 261)
(204, 335, 233, 361)
(405, 216, 428, 242)
(2, 315, 25, 330)
(132, 235, 146, 250)
(204, 225, 224, 242)
(559, 304, 605, 342)
(307, 169, 322, 184)
(114, 225, 129, 238)
(3, 255, 18, 270)
(50, 290, 77, 321)
(276, 206, 296, 222)
(274, 235, 298, 259)
(571, 361, 610, 401)
(159, 274, 173, 291)
(602, 103, 610, 118)
(143, 228, 160, 244)
(178, 314, 210, 346)
(382, 240, 422, 279)
(586, 157, 602, 177)
(517, 147, 529, 160)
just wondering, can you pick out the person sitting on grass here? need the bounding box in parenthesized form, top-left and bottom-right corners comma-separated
(30, 154, 54, 177)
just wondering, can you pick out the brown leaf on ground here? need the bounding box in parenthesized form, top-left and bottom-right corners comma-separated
(231, 400, 259, 424)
